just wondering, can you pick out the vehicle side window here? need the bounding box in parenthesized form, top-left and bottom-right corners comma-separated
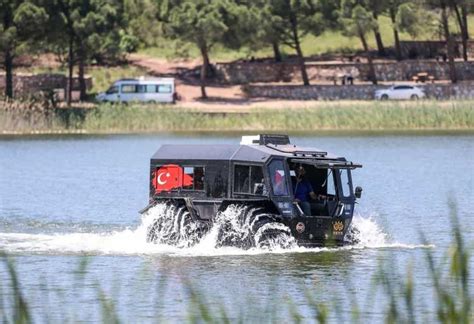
(137, 85, 147, 93)
(326, 169, 336, 196)
(233, 165, 266, 195)
(183, 166, 205, 191)
(146, 85, 156, 93)
(121, 85, 136, 93)
(106, 86, 118, 94)
(395, 85, 412, 90)
(234, 165, 250, 193)
(339, 170, 352, 197)
(269, 160, 289, 196)
(250, 166, 265, 195)
(157, 84, 172, 93)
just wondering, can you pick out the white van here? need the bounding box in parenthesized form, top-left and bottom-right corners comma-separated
(96, 77, 176, 103)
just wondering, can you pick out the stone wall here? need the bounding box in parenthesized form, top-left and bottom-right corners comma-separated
(243, 82, 474, 100)
(0, 73, 92, 98)
(215, 61, 474, 84)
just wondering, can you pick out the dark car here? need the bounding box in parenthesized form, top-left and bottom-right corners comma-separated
(142, 134, 363, 248)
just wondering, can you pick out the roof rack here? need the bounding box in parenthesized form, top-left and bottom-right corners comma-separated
(265, 143, 327, 157)
(291, 159, 362, 169)
(292, 151, 327, 158)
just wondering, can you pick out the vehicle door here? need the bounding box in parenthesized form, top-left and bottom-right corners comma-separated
(392, 86, 404, 99)
(104, 85, 119, 102)
(120, 83, 137, 103)
(144, 84, 157, 102)
(136, 84, 148, 102)
(335, 169, 355, 219)
(156, 83, 174, 103)
(402, 86, 415, 99)
(267, 159, 294, 217)
(398, 85, 414, 99)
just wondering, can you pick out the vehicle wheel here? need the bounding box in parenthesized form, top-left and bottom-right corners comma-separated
(381, 94, 389, 100)
(254, 222, 294, 250)
(146, 201, 208, 247)
(216, 204, 264, 248)
(216, 204, 293, 250)
(410, 94, 419, 100)
(148, 100, 157, 105)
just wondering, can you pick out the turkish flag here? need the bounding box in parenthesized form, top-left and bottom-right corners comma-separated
(152, 164, 193, 193)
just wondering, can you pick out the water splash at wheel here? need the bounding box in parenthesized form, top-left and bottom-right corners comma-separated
(145, 203, 295, 250)
(145, 201, 209, 248)
(214, 204, 296, 250)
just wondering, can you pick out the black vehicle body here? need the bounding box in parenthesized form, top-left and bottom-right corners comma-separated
(143, 135, 362, 247)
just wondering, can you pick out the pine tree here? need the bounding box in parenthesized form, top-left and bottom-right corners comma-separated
(0, 1, 48, 98)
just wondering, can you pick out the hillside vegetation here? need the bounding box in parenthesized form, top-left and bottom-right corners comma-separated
(2, 0, 473, 101)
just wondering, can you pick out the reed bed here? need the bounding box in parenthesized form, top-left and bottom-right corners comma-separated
(1, 100, 473, 134)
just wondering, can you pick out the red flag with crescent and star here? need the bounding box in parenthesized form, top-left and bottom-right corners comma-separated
(152, 164, 193, 193)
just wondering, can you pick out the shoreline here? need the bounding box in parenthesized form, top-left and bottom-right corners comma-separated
(2, 128, 474, 137)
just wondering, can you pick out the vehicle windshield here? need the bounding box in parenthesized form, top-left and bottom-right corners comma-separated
(339, 169, 352, 197)
(269, 160, 289, 196)
(106, 86, 118, 94)
(288, 161, 337, 198)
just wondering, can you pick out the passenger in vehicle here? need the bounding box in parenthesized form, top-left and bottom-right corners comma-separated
(293, 166, 318, 215)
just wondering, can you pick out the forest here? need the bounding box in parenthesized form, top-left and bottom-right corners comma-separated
(1, 0, 472, 101)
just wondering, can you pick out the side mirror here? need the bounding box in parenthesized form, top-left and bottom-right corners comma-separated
(355, 186, 363, 199)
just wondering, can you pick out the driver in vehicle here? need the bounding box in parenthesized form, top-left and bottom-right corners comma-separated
(293, 166, 320, 215)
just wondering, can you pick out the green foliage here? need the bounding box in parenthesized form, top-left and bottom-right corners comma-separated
(165, 0, 228, 51)
(123, 0, 162, 48)
(396, 2, 434, 39)
(0, 0, 48, 54)
(52, 0, 132, 64)
(339, 4, 378, 39)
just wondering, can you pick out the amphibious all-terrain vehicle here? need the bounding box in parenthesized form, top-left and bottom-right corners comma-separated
(142, 134, 363, 248)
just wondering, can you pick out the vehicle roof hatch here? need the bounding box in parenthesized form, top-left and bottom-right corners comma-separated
(240, 134, 290, 146)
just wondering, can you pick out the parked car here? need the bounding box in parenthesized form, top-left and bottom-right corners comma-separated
(375, 85, 425, 100)
(96, 77, 176, 103)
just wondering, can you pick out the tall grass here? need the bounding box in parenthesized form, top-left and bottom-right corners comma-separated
(0, 201, 472, 322)
(1, 101, 473, 134)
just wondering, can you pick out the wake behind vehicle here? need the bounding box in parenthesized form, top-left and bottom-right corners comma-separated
(375, 85, 425, 100)
(96, 77, 176, 103)
(142, 135, 363, 248)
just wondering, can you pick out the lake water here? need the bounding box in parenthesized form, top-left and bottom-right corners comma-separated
(0, 134, 472, 322)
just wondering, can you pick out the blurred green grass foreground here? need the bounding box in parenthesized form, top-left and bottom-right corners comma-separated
(0, 200, 472, 323)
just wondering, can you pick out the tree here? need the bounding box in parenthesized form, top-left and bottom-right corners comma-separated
(396, 2, 426, 39)
(0, 1, 48, 98)
(52, 0, 134, 104)
(387, 0, 408, 61)
(425, 0, 458, 83)
(163, 0, 228, 99)
(364, 0, 387, 56)
(339, 4, 378, 84)
(124, 0, 162, 49)
(448, 0, 470, 61)
(264, 0, 328, 86)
